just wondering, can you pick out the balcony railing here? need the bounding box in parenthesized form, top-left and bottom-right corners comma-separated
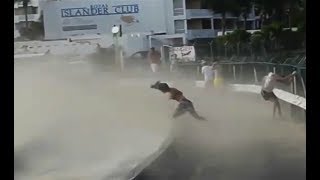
(173, 8, 184, 16)
(186, 9, 213, 19)
(15, 14, 39, 22)
(185, 9, 258, 20)
(212, 12, 256, 19)
(175, 28, 185, 34)
(187, 29, 216, 40)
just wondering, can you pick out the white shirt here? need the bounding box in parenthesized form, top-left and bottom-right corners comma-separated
(261, 72, 277, 92)
(201, 66, 214, 81)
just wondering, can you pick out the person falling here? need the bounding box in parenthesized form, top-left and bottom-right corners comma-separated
(151, 81, 206, 120)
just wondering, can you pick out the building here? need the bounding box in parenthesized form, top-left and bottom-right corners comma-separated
(169, 0, 260, 42)
(18, 0, 260, 56)
(14, 0, 42, 33)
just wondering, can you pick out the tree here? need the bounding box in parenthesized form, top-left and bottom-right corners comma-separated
(262, 22, 283, 50)
(236, 0, 252, 30)
(15, 0, 30, 29)
(250, 31, 268, 57)
(233, 29, 251, 55)
(203, 0, 240, 35)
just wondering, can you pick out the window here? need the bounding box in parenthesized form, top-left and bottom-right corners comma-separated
(174, 20, 185, 33)
(225, 19, 235, 30)
(213, 19, 222, 30)
(173, 0, 184, 16)
(202, 19, 212, 29)
(186, 0, 201, 9)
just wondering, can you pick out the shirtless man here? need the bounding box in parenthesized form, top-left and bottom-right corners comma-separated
(151, 81, 206, 120)
(261, 71, 297, 118)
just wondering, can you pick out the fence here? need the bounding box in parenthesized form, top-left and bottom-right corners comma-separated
(170, 60, 306, 120)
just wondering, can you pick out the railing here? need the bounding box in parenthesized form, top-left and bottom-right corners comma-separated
(175, 28, 185, 34)
(15, 14, 39, 22)
(217, 62, 306, 98)
(187, 29, 216, 40)
(186, 9, 213, 19)
(185, 9, 257, 20)
(212, 12, 255, 19)
(171, 60, 305, 119)
(172, 61, 306, 98)
(173, 8, 184, 16)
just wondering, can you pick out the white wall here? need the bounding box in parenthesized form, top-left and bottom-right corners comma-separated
(42, 0, 168, 40)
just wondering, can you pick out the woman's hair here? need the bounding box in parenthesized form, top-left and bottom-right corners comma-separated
(157, 83, 170, 93)
(151, 81, 170, 93)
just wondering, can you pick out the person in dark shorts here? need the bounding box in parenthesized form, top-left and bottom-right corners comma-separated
(151, 81, 206, 120)
(261, 71, 297, 118)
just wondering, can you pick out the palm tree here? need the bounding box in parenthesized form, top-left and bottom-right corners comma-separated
(15, 0, 30, 29)
(237, 0, 252, 30)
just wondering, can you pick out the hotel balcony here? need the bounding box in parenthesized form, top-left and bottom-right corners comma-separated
(186, 29, 216, 40)
(186, 9, 213, 19)
(15, 14, 40, 22)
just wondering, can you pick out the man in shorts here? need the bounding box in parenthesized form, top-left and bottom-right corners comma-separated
(151, 81, 206, 120)
(261, 71, 297, 118)
(148, 47, 161, 73)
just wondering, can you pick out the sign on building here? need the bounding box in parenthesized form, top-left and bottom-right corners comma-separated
(169, 46, 196, 62)
(42, 0, 167, 40)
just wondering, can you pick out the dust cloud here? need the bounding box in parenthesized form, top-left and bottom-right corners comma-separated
(14, 56, 305, 180)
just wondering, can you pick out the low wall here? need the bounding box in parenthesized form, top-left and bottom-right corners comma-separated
(195, 81, 306, 110)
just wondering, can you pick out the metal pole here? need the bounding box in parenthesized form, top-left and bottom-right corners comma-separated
(233, 65, 236, 81)
(209, 42, 213, 61)
(240, 65, 243, 82)
(273, 66, 276, 74)
(300, 74, 306, 98)
(149, 35, 152, 48)
(290, 75, 297, 119)
(113, 33, 119, 67)
(293, 76, 297, 95)
(253, 66, 258, 84)
(225, 45, 227, 57)
(119, 47, 124, 71)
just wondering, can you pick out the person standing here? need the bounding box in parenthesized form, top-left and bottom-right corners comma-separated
(212, 61, 224, 88)
(148, 47, 161, 73)
(201, 61, 214, 88)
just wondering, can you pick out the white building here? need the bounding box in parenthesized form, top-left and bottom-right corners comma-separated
(14, 0, 42, 33)
(16, 0, 260, 56)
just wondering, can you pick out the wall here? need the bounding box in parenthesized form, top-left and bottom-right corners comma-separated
(42, 0, 167, 40)
(164, 0, 176, 35)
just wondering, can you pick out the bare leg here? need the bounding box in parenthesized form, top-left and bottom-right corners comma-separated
(188, 108, 206, 120)
(272, 98, 281, 119)
(173, 101, 206, 120)
(186, 102, 206, 120)
(173, 107, 187, 119)
(275, 99, 282, 117)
